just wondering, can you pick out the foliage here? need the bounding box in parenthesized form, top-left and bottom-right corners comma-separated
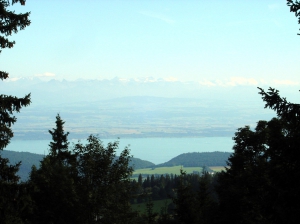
(130, 157, 155, 169)
(0, 1, 31, 223)
(194, 172, 218, 224)
(2, 150, 155, 181)
(143, 195, 158, 224)
(0, 0, 31, 150)
(73, 135, 136, 223)
(29, 116, 137, 224)
(287, 0, 300, 34)
(132, 170, 219, 224)
(48, 114, 71, 161)
(1, 150, 43, 181)
(29, 115, 78, 224)
(216, 87, 300, 223)
(171, 169, 218, 224)
(172, 169, 197, 224)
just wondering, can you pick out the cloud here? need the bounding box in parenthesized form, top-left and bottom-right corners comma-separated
(271, 79, 299, 86)
(164, 77, 178, 82)
(9, 77, 21, 82)
(198, 77, 259, 87)
(226, 77, 259, 86)
(35, 72, 56, 78)
(198, 79, 216, 86)
(139, 11, 175, 24)
(197, 77, 300, 87)
(132, 77, 157, 83)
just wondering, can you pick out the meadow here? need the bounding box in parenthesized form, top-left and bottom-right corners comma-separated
(131, 199, 172, 214)
(132, 166, 227, 179)
(133, 166, 203, 176)
(209, 166, 227, 172)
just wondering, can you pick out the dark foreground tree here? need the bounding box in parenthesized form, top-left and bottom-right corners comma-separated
(73, 135, 136, 224)
(172, 169, 196, 224)
(287, 0, 300, 34)
(0, 0, 31, 149)
(29, 116, 137, 224)
(29, 115, 78, 224)
(0, 0, 31, 146)
(217, 88, 300, 224)
(168, 169, 218, 224)
(0, 1, 31, 223)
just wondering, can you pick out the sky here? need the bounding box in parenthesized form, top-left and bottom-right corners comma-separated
(1, 0, 300, 86)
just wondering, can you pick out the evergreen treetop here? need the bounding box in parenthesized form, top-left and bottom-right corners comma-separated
(48, 114, 70, 158)
(0, 0, 30, 150)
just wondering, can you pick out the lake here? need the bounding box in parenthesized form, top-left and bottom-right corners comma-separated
(5, 137, 234, 164)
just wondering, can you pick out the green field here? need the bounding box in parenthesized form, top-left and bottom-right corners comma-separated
(209, 166, 227, 172)
(131, 199, 172, 214)
(133, 166, 203, 176)
(132, 166, 226, 180)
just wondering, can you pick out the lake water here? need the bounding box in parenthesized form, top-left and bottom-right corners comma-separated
(5, 137, 234, 164)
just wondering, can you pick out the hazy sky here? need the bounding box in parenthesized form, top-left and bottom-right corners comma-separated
(1, 0, 299, 85)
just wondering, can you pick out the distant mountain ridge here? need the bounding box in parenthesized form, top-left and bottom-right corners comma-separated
(1, 76, 273, 104)
(155, 152, 231, 167)
(1, 77, 282, 140)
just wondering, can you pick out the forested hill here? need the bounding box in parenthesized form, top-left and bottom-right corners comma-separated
(1, 150, 43, 182)
(155, 151, 231, 167)
(1, 150, 155, 181)
(129, 158, 155, 169)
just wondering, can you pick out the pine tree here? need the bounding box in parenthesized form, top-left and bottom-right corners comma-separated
(216, 88, 300, 223)
(48, 114, 72, 164)
(287, 0, 300, 34)
(29, 115, 78, 224)
(0, 1, 31, 223)
(172, 169, 196, 224)
(0, 0, 31, 150)
(194, 172, 218, 224)
(144, 196, 157, 224)
(0, 0, 31, 182)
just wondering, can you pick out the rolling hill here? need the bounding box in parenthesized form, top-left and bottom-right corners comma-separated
(155, 151, 231, 167)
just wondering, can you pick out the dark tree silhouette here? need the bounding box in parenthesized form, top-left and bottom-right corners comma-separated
(29, 116, 78, 224)
(0, 0, 31, 150)
(287, 0, 300, 34)
(0, 1, 31, 223)
(217, 88, 300, 224)
(73, 135, 136, 223)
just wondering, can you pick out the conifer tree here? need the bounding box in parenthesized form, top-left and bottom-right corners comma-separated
(0, 0, 31, 182)
(29, 115, 78, 224)
(48, 114, 73, 164)
(216, 88, 300, 223)
(0, 0, 31, 150)
(172, 169, 196, 224)
(287, 0, 300, 34)
(0, 1, 31, 223)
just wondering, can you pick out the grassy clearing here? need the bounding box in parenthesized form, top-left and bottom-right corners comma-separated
(209, 166, 227, 172)
(133, 166, 203, 176)
(131, 199, 172, 214)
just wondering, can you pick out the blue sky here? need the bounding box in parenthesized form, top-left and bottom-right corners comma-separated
(1, 0, 299, 86)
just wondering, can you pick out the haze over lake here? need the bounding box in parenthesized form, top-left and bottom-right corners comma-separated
(4, 78, 296, 165)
